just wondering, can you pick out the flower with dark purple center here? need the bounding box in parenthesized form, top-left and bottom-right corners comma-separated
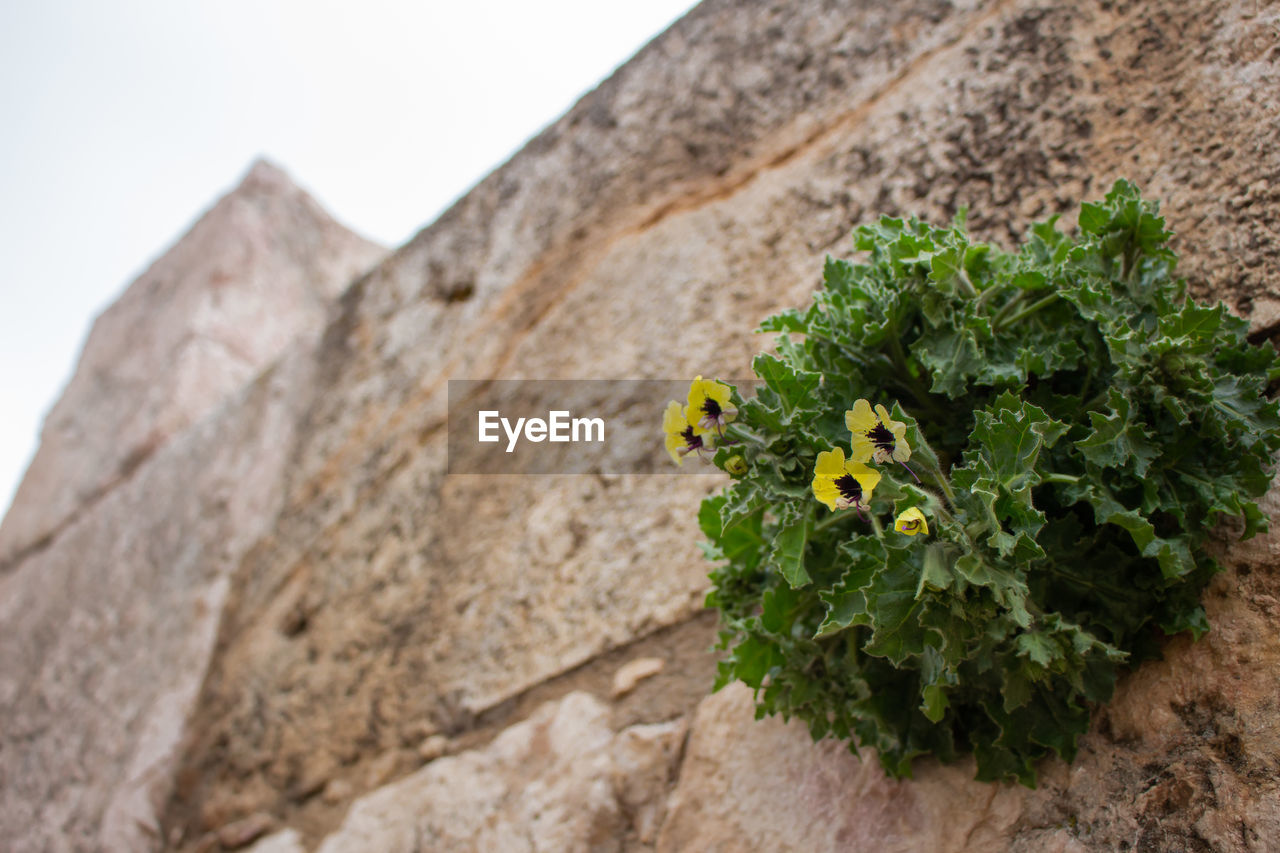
(687, 376, 738, 433)
(664, 400, 714, 466)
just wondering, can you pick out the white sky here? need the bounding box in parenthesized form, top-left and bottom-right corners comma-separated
(0, 0, 700, 519)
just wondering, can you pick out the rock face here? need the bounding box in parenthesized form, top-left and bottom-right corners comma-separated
(0, 163, 382, 851)
(3, 0, 1280, 851)
(312, 693, 686, 853)
(0, 159, 384, 569)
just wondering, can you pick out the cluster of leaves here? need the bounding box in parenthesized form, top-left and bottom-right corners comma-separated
(699, 180, 1280, 785)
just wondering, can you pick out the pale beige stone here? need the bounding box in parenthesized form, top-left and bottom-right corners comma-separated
(611, 718, 688, 844)
(658, 683, 1024, 853)
(216, 811, 275, 848)
(611, 656, 667, 698)
(315, 692, 686, 853)
(5, 0, 1280, 850)
(245, 828, 306, 853)
(321, 778, 354, 807)
(0, 346, 318, 852)
(0, 159, 383, 568)
(416, 734, 449, 762)
(173, 0, 1280, 843)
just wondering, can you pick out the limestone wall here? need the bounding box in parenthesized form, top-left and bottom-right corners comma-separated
(2, 1, 1278, 850)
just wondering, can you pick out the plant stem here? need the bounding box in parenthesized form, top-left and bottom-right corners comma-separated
(995, 292, 1060, 331)
(1081, 390, 1109, 412)
(930, 467, 956, 505)
(813, 511, 852, 533)
(991, 289, 1028, 327)
(974, 284, 1004, 309)
(887, 325, 946, 419)
(723, 423, 768, 447)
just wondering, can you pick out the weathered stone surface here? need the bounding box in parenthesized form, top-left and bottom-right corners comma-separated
(4, 0, 1279, 850)
(245, 829, 305, 853)
(0, 159, 383, 569)
(314, 692, 686, 852)
(0, 346, 318, 852)
(164, 1, 1280, 843)
(659, 682, 1027, 853)
(612, 657, 667, 699)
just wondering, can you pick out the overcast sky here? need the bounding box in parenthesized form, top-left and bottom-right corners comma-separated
(0, 0, 700, 518)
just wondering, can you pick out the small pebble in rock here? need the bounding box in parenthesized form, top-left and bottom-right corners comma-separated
(611, 657, 666, 698)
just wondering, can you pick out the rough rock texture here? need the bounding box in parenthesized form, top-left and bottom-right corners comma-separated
(659, 682, 1030, 853)
(0, 160, 384, 570)
(3, 0, 1279, 851)
(0, 347, 318, 851)
(312, 693, 685, 852)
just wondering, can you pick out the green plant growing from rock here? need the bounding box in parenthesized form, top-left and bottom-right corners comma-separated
(665, 180, 1280, 786)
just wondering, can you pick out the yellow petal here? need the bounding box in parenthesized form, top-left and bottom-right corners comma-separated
(706, 378, 733, 408)
(845, 399, 877, 435)
(812, 475, 841, 511)
(814, 447, 847, 477)
(662, 400, 688, 437)
(665, 432, 685, 466)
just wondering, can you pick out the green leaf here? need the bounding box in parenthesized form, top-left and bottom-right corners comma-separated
(1077, 202, 1109, 236)
(752, 353, 823, 419)
(969, 393, 1068, 488)
(861, 551, 934, 664)
(726, 635, 781, 689)
(769, 505, 813, 588)
(1074, 389, 1160, 476)
(915, 329, 984, 397)
(929, 247, 961, 289)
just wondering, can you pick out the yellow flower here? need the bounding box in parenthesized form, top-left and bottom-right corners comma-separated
(894, 507, 929, 536)
(812, 447, 882, 512)
(687, 376, 737, 433)
(664, 400, 713, 466)
(846, 399, 911, 464)
(724, 455, 748, 475)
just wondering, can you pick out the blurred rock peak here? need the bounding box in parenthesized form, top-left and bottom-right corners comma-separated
(0, 158, 385, 569)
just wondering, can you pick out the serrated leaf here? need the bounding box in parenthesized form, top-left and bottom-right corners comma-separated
(1015, 632, 1058, 668)
(1074, 389, 1160, 476)
(969, 393, 1068, 488)
(916, 329, 984, 397)
(753, 353, 823, 419)
(727, 635, 781, 689)
(1078, 202, 1109, 235)
(769, 505, 813, 588)
(862, 552, 934, 665)
(929, 247, 961, 290)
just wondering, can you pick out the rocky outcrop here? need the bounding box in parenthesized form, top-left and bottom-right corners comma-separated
(2, 0, 1279, 851)
(0, 160, 384, 570)
(0, 347, 319, 851)
(0, 163, 382, 851)
(311, 692, 686, 852)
